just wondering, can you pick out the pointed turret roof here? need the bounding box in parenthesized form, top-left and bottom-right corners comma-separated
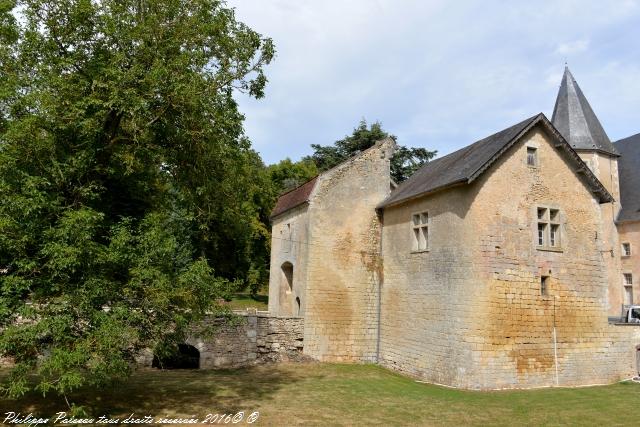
(551, 67, 619, 156)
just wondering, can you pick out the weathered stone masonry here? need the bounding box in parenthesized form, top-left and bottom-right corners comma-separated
(137, 313, 305, 369)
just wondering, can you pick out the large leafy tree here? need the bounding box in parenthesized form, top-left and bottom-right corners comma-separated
(0, 0, 274, 398)
(305, 119, 437, 182)
(266, 158, 318, 195)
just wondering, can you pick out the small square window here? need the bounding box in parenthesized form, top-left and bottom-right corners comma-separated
(549, 209, 559, 221)
(541, 276, 549, 296)
(537, 208, 547, 220)
(527, 147, 538, 166)
(622, 243, 631, 257)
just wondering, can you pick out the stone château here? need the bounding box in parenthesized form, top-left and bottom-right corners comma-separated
(268, 68, 640, 389)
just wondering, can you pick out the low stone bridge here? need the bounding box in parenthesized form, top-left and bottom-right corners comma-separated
(137, 312, 305, 369)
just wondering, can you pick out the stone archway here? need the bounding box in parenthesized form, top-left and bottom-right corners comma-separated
(152, 344, 200, 369)
(281, 262, 293, 292)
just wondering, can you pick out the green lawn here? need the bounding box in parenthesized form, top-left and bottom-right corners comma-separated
(1, 363, 639, 426)
(226, 292, 268, 311)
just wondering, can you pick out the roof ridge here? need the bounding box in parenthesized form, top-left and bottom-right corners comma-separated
(615, 132, 640, 145)
(378, 113, 612, 209)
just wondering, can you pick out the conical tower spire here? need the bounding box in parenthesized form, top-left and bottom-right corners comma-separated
(551, 67, 618, 155)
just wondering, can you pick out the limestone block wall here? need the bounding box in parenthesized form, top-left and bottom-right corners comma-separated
(618, 221, 640, 307)
(467, 128, 638, 389)
(577, 151, 622, 315)
(138, 313, 304, 369)
(269, 205, 310, 317)
(379, 185, 478, 385)
(303, 140, 395, 362)
(379, 127, 640, 389)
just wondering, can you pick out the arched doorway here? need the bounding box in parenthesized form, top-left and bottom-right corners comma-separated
(280, 262, 294, 315)
(152, 344, 200, 369)
(281, 262, 293, 292)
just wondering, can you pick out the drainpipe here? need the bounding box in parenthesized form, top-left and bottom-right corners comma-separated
(553, 295, 559, 386)
(376, 209, 383, 364)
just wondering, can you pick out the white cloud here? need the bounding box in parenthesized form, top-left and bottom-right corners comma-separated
(554, 39, 590, 55)
(229, 0, 640, 163)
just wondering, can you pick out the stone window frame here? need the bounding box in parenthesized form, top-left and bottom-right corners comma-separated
(623, 273, 634, 305)
(624, 272, 633, 286)
(540, 275, 549, 296)
(411, 211, 430, 253)
(526, 147, 538, 167)
(622, 242, 632, 257)
(525, 141, 540, 168)
(535, 205, 563, 252)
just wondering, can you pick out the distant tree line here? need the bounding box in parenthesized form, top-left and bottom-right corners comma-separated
(268, 119, 436, 195)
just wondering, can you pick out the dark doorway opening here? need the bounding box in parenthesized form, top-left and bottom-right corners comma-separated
(282, 262, 293, 292)
(152, 344, 200, 369)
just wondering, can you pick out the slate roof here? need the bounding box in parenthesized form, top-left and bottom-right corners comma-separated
(551, 67, 619, 156)
(614, 133, 640, 223)
(270, 176, 318, 218)
(378, 113, 613, 209)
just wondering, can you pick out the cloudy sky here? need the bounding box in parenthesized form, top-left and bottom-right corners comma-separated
(228, 0, 640, 165)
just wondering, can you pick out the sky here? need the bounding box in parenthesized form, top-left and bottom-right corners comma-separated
(228, 0, 640, 165)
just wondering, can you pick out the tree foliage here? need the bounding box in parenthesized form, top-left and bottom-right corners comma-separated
(0, 0, 273, 398)
(266, 158, 318, 195)
(305, 119, 437, 182)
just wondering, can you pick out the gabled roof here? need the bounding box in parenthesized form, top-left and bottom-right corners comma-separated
(614, 133, 640, 223)
(271, 137, 396, 219)
(270, 176, 318, 218)
(551, 67, 619, 156)
(378, 113, 613, 209)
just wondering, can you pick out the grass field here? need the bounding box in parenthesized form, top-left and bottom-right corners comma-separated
(226, 292, 268, 311)
(1, 363, 639, 426)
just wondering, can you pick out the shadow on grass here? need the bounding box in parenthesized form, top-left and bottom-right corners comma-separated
(0, 364, 305, 419)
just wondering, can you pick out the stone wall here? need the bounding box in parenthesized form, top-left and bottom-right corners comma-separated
(139, 313, 305, 369)
(380, 127, 640, 389)
(303, 139, 395, 362)
(577, 151, 622, 315)
(269, 204, 311, 317)
(618, 221, 640, 308)
(467, 128, 637, 389)
(380, 184, 477, 384)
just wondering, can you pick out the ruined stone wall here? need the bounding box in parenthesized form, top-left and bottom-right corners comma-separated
(303, 139, 395, 362)
(618, 221, 640, 307)
(380, 128, 640, 389)
(138, 314, 304, 369)
(577, 151, 622, 315)
(268, 205, 311, 317)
